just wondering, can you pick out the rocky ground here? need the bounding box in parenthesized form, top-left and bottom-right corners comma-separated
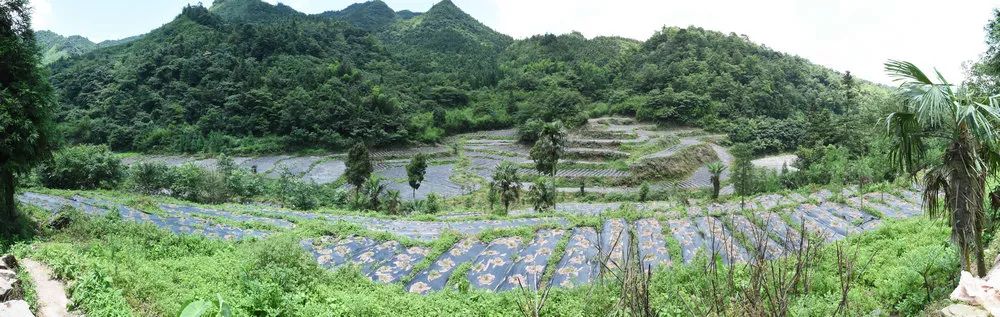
(18, 185, 923, 294)
(0, 255, 32, 316)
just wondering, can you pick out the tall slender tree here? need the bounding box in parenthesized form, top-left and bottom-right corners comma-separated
(406, 153, 428, 200)
(530, 121, 566, 176)
(731, 144, 754, 209)
(345, 142, 372, 198)
(884, 60, 1000, 277)
(1, 0, 54, 235)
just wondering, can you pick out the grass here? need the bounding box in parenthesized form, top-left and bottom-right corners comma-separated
(16, 263, 38, 312)
(5, 189, 961, 316)
(538, 230, 572, 288)
(656, 216, 685, 263)
(400, 231, 462, 285)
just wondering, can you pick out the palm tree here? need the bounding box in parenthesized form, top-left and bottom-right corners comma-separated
(707, 162, 727, 200)
(361, 175, 386, 211)
(883, 60, 1000, 277)
(490, 162, 522, 215)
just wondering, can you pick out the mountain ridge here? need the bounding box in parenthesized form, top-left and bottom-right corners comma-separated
(43, 0, 866, 155)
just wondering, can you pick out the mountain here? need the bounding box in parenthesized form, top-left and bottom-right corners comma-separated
(318, 0, 402, 31)
(210, 0, 305, 23)
(96, 34, 143, 47)
(44, 0, 863, 155)
(48, 4, 404, 153)
(378, 0, 513, 87)
(35, 30, 97, 64)
(35, 31, 145, 64)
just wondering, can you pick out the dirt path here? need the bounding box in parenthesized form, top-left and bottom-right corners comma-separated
(21, 259, 77, 317)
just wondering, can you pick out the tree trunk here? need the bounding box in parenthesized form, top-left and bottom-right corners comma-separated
(946, 134, 988, 277)
(0, 168, 16, 236)
(711, 176, 720, 200)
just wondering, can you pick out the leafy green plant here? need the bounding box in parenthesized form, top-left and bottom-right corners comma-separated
(529, 121, 566, 176)
(128, 162, 175, 195)
(882, 60, 1000, 276)
(528, 177, 557, 211)
(36, 145, 124, 190)
(406, 153, 428, 200)
(345, 142, 373, 198)
(638, 183, 650, 202)
(707, 162, 727, 200)
(179, 295, 231, 317)
(490, 162, 522, 215)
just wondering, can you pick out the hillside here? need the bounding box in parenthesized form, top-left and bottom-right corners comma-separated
(35, 30, 97, 64)
(209, 0, 305, 23)
(48, 4, 406, 153)
(45, 0, 866, 155)
(318, 0, 408, 31)
(378, 0, 513, 88)
(35, 31, 144, 65)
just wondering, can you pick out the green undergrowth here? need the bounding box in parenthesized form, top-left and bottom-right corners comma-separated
(16, 263, 38, 312)
(6, 203, 958, 316)
(539, 230, 573, 288)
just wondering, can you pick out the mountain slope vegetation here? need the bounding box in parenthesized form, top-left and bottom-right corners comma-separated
(45, 0, 869, 154)
(35, 30, 97, 64)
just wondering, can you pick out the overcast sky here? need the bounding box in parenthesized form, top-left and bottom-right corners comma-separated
(29, 0, 1000, 84)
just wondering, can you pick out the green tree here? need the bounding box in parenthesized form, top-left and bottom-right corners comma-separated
(384, 190, 402, 215)
(731, 144, 754, 208)
(490, 162, 522, 215)
(361, 175, 385, 211)
(36, 145, 123, 190)
(529, 121, 566, 176)
(406, 153, 428, 199)
(883, 60, 1000, 277)
(707, 162, 727, 200)
(0, 0, 54, 234)
(345, 142, 373, 198)
(528, 176, 556, 211)
(638, 182, 650, 202)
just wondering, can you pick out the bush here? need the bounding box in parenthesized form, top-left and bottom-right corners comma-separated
(37, 145, 124, 190)
(528, 177, 557, 211)
(516, 119, 545, 144)
(281, 179, 320, 211)
(169, 164, 230, 204)
(127, 162, 174, 195)
(424, 193, 442, 214)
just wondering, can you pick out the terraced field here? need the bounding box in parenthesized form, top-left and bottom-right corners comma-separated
(16, 186, 924, 293)
(121, 117, 754, 200)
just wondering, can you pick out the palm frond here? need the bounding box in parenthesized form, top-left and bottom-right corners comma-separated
(885, 60, 933, 85)
(884, 60, 954, 128)
(884, 111, 925, 177)
(923, 166, 949, 220)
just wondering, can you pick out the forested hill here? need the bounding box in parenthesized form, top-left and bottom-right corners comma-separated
(45, 0, 866, 154)
(35, 30, 97, 64)
(35, 31, 142, 65)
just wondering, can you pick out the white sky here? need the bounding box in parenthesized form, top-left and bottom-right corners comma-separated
(30, 0, 1000, 84)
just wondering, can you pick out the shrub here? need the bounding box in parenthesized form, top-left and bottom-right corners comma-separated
(383, 190, 402, 215)
(169, 164, 229, 204)
(127, 162, 174, 195)
(425, 193, 442, 214)
(638, 183, 650, 202)
(528, 177, 557, 211)
(37, 145, 123, 190)
(282, 180, 319, 210)
(516, 119, 545, 144)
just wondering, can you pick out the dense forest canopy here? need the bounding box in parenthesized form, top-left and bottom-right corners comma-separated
(43, 0, 870, 154)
